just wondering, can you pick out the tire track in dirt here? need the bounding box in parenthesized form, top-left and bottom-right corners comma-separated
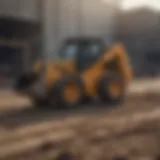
(0, 99, 160, 159)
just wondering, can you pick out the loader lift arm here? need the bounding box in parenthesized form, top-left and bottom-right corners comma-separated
(104, 43, 132, 85)
(80, 42, 132, 97)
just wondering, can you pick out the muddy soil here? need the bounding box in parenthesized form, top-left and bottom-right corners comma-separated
(0, 95, 160, 160)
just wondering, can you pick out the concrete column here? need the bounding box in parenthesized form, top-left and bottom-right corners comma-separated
(82, 0, 115, 41)
(58, 0, 80, 41)
(41, 0, 82, 59)
(42, 0, 60, 59)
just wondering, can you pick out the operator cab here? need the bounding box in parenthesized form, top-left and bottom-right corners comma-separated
(59, 37, 107, 71)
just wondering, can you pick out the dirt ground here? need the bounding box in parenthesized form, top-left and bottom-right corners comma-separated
(0, 78, 160, 160)
(1, 103, 160, 160)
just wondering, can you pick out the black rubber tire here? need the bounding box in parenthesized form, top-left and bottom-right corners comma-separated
(98, 74, 125, 105)
(51, 76, 84, 109)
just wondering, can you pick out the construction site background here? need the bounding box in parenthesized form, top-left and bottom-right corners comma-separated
(0, 1, 160, 160)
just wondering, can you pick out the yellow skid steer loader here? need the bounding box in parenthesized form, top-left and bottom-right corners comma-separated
(15, 37, 132, 108)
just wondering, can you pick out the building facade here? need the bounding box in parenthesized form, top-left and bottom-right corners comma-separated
(115, 8, 160, 76)
(42, 0, 117, 58)
(0, 0, 117, 84)
(0, 0, 40, 22)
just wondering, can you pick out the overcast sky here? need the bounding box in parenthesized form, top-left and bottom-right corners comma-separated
(121, 0, 160, 10)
